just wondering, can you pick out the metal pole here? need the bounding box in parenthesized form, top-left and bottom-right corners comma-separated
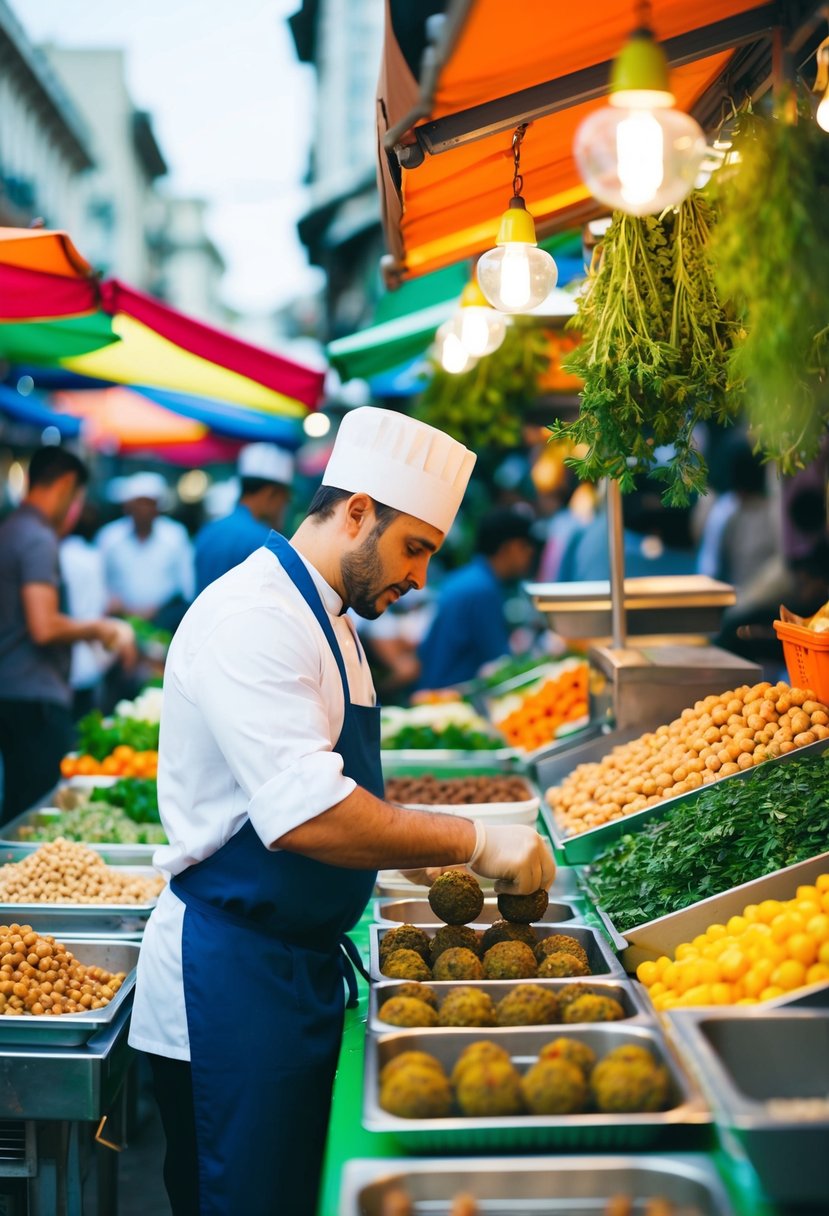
(607, 479, 627, 649)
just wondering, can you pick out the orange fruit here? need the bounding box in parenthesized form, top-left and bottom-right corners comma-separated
(101, 755, 122, 776)
(112, 745, 135, 762)
(60, 756, 79, 778)
(76, 755, 100, 776)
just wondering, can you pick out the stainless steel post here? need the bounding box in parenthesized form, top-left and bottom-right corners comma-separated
(607, 479, 626, 649)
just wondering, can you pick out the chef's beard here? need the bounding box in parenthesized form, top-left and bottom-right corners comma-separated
(341, 527, 411, 619)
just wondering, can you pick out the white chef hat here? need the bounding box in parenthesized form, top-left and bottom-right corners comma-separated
(237, 443, 294, 487)
(322, 407, 476, 534)
(120, 472, 168, 503)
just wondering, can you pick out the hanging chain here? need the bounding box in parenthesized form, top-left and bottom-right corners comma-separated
(512, 124, 527, 197)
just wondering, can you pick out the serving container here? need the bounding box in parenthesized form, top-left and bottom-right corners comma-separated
(0, 809, 160, 865)
(374, 896, 580, 927)
(539, 731, 829, 865)
(0, 863, 163, 939)
(339, 1152, 737, 1215)
(363, 1022, 709, 1150)
(370, 922, 624, 982)
(384, 776, 541, 830)
(0, 937, 139, 1048)
(374, 864, 583, 903)
(668, 1008, 829, 1205)
(369, 975, 652, 1033)
(592, 850, 829, 976)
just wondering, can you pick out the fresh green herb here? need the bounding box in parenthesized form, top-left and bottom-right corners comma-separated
(18, 805, 167, 846)
(551, 194, 739, 504)
(381, 723, 502, 751)
(90, 778, 160, 823)
(77, 710, 160, 760)
(710, 99, 829, 473)
(125, 617, 172, 652)
(587, 752, 829, 931)
(416, 324, 550, 449)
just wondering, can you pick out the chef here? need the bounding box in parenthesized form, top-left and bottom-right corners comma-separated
(129, 408, 555, 1216)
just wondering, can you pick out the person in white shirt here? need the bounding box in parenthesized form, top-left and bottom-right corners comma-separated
(130, 408, 555, 1216)
(59, 502, 115, 716)
(96, 472, 194, 624)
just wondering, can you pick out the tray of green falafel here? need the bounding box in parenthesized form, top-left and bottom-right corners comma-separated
(363, 1023, 710, 1149)
(370, 872, 624, 982)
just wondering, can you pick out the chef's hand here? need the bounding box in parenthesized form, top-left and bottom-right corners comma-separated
(467, 822, 555, 895)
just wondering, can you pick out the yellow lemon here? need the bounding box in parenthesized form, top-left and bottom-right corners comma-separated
(771, 959, 807, 991)
(806, 962, 829, 986)
(786, 932, 818, 967)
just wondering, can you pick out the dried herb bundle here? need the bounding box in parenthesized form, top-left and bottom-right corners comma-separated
(551, 193, 739, 504)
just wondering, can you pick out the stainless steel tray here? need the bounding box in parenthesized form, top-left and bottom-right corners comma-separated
(374, 896, 580, 927)
(370, 976, 653, 1032)
(0, 937, 139, 1048)
(370, 922, 624, 982)
(539, 732, 829, 865)
(339, 1152, 737, 1215)
(594, 850, 829, 973)
(0, 864, 163, 939)
(526, 575, 735, 639)
(364, 1023, 710, 1150)
(0, 809, 160, 865)
(375, 864, 584, 903)
(668, 1008, 829, 1205)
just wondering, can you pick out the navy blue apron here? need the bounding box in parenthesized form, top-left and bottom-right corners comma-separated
(170, 532, 381, 1216)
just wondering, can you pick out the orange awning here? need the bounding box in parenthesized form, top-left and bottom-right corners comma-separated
(377, 0, 779, 279)
(0, 228, 94, 278)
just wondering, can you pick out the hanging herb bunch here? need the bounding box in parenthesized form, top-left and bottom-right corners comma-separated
(709, 98, 829, 473)
(416, 322, 550, 449)
(550, 192, 740, 504)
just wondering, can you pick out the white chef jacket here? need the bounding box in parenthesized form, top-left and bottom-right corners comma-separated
(129, 544, 376, 1060)
(96, 515, 195, 615)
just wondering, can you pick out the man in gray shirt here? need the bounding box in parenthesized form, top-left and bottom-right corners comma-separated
(0, 447, 135, 822)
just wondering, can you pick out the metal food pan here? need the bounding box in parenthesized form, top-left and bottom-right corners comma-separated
(369, 975, 653, 1033)
(374, 896, 581, 927)
(370, 922, 624, 982)
(374, 864, 583, 903)
(540, 733, 829, 865)
(668, 1008, 829, 1205)
(0, 810, 160, 865)
(0, 937, 139, 1048)
(594, 850, 829, 974)
(0, 864, 163, 939)
(339, 1152, 736, 1216)
(363, 1022, 709, 1150)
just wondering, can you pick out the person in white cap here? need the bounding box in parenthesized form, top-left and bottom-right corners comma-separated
(130, 407, 555, 1216)
(96, 471, 195, 624)
(193, 443, 294, 595)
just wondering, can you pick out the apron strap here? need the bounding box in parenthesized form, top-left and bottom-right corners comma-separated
(338, 934, 370, 1009)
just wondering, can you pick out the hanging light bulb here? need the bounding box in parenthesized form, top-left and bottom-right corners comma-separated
(813, 36, 829, 132)
(574, 6, 706, 215)
(434, 320, 477, 374)
(477, 125, 558, 314)
(449, 279, 507, 357)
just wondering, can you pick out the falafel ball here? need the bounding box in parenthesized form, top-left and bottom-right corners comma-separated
(590, 1059, 670, 1113)
(455, 1058, 524, 1117)
(481, 920, 538, 953)
(438, 987, 497, 1028)
(538, 1037, 598, 1077)
(379, 925, 432, 962)
(430, 924, 484, 964)
(483, 941, 538, 979)
(537, 951, 591, 979)
(380, 1051, 446, 1086)
(535, 935, 589, 966)
(520, 1058, 588, 1114)
(432, 947, 484, 981)
(497, 888, 549, 924)
(562, 993, 625, 1024)
(380, 1064, 452, 1118)
(556, 983, 596, 1012)
(495, 984, 560, 1027)
(428, 871, 484, 925)
(382, 948, 432, 981)
(394, 982, 439, 1010)
(450, 1040, 512, 1087)
(597, 1044, 658, 1070)
(378, 996, 440, 1027)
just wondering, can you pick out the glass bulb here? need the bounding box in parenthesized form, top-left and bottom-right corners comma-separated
(457, 306, 506, 357)
(817, 91, 829, 133)
(476, 243, 558, 314)
(616, 110, 664, 206)
(574, 105, 707, 216)
(434, 322, 477, 374)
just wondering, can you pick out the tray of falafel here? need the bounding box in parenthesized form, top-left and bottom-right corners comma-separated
(363, 872, 708, 1149)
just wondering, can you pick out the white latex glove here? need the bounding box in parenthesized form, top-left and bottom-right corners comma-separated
(467, 822, 556, 895)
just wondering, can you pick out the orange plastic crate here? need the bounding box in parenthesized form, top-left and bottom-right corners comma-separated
(773, 619, 829, 703)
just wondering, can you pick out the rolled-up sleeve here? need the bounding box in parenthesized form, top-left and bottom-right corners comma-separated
(189, 606, 355, 847)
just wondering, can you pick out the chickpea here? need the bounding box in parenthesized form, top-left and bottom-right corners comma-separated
(793, 731, 817, 748)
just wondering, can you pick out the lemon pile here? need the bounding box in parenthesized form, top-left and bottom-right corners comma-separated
(636, 874, 829, 1009)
